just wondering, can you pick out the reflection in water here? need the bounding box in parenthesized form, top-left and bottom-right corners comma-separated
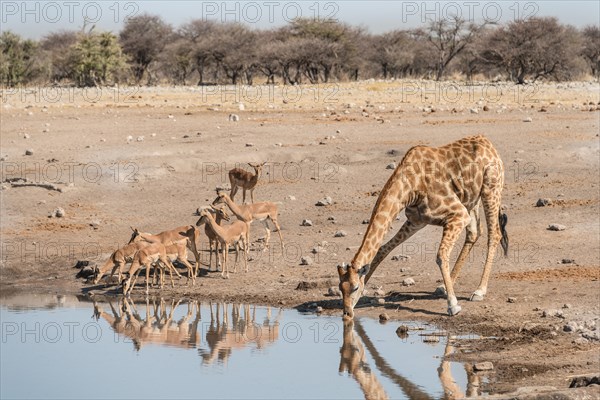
(93, 298, 280, 364)
(340, 320, 483, 399)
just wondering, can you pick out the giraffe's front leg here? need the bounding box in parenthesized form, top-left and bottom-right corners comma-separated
(438, 215, 470, 316)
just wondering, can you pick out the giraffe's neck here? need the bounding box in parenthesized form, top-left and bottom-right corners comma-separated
(352, 171, 411, 268)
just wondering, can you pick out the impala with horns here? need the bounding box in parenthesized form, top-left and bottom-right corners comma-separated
(228, 162, 265, 204)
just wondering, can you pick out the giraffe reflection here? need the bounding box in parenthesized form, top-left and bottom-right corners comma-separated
(93, 299, 280, 361)
(340, 320, 482, 399)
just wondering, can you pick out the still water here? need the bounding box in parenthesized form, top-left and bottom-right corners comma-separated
(0, 294, 482, 399)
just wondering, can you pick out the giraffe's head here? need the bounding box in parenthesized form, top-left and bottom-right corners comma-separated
(337, 263, 370, 320)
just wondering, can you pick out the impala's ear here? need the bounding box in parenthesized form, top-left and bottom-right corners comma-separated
(358, 264, 370, 277)
(337, 262, 348, 277)
(130, 226, 135, 232)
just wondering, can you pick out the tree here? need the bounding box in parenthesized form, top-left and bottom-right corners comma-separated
(179, 19, 219, 85)
(120, 14, 172, 84)
(211, 23, 257, 84)
(581, 25, 600, 78)
(69, 31, 127, 87)
(0, 31, 41, 86)
(480, 17, 582, 84)
(417, 16, 486, 81)
(40, 30, 78, 83)
(371, 30, 416, 79)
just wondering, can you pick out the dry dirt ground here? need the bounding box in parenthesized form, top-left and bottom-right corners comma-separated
(1, 81, 599, 396)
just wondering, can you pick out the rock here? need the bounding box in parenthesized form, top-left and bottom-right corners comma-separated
(287, 195, 296, 201)
(23, 133, 30, 139)
(507, 297, 517, 303)
(386, 162, 397, 170)
(75, 266, 95, 279)
(391, 254, 410, 261)
(473, 361, 494, 371)
(574, 337, 589, 345)
(581, 330, 600, 341)
(548, 224, 566, 231)
(300, 256, 313, 266)
(89, 220, 101, 229)
(315, 306, 323, 313)
(422, 335, 440, 343)
(295, 281, 317, 290)
(402, 278, 415, 286)
(562, 303, 572, 309)
(327, 216, 336, 221)
(374, 288, 386, 297)
(315, 196, 333, 206)
(379, 313, 389, 322)
(536, 198, 552, 207)
(228, 114, 239, 122)
(238, 103, 245, 111)
(245, 143, 254, 147)
(569, 375, 600, 388)
(483, 105, 490, 111)
(51, 207, 65, 218)
(375, 298, 385, 305)
(136, 136, 144, 142)
(74, 260, 90, 269)
(469, 108, 479, 114)
(561, 259, 575, 264)
(301, 219, 313, 227)
(523, 116, 533, 122)
(334, 230, 347, 238)
(327, 286, 341, 297)
(362, 219, 369, 224)
(564, 321, 579, 332)
(542, 309, 564, 318)
(397, 325, 409, 334)
(25, 149, 33, 155)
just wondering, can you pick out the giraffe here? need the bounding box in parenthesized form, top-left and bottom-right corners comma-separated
(337, 135, 508, 319)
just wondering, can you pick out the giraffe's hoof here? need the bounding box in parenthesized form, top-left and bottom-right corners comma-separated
(470, 291, 485, 302)
(447, 304, 462, 316)
(434, 286, 447, 297)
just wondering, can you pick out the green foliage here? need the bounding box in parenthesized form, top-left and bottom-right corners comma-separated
(0, 31, 41, 86)
(69, 31, 128, 87)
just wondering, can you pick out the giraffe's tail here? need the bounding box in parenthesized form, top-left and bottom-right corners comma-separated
(499, 212, 509, 257)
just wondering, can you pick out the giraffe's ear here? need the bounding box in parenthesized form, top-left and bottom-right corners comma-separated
(358, 264, 370, 277)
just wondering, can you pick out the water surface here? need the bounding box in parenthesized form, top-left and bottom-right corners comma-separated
(0, 294, 483, 399)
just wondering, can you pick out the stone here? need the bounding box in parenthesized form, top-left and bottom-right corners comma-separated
(315, 306, 323, 313)
(386, 162, 397, 170)
(483, 105, 490, 111)
(523, 116, 533, 122)
(391, 254, 410, 261)
(300, 256, 313, 266)
(295, 281, 317, 290)
(301, 219, 313, 227)
(402, 278, 415, 286)
(136, 136, 144, 142)
(561, 259, 575, 264)
(542, 309, 564, 318)
(315, 196, 333, 206)
(562, 303, 572, 309)
(536, 198, 552, 207)
(327, 286, 341, 297)
(396, 325, 409, 334)
(23, 133, 30, 139)
(25, 149, 33, 155)
(422, 336, 440, 343)
(245, 143, 254, 147)
(362, 219, 369, 224)
(379, 313, 389, 322)
(374, 288, 386, 297)
(52, 207, 65, 218)
(287, 195, 296, 201)
(473, 361, 494, 371)
(563, 321, 579, 332)
(334, 230, 347, 238)
(469, 108, 479, 114)
(548, 224, 566, 231)
(507, 297, 517, 303)
(238, 103, 245, 111)
(569, 376, 600, 388)
(228, 114, 239, 122)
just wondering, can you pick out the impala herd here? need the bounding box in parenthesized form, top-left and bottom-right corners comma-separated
(92, 163, 283, 295)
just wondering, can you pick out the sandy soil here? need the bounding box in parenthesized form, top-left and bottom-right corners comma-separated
(1, 80, 599, 395)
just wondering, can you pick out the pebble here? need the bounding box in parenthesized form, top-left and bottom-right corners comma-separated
(136, 136, 144, 142)
(473, 361, 494, 371)
(25, 149, 33, 155)
(301, 219, 313, 227)
(300, 256, 313, 266)
(469, 108, 479, 114)
(334, 230, 347, 238)
(422, 336, 440, 343)
(315, 306, 323, 313)
(483, 105, 490, 111)
(238, 103, 245, 111)
(391, 254, 410, 261)
(23, 134, 30, 139)
(327, 286, 341, 297)
(561, 259, 575, 264)
(536, 198, 552, 207)
(315, 196, 333, 206)
(228, 114, 240, 122)
(379, 313, 389, 322)
(562, 303, 572, 309)
(386, 163, 397, 170)
(397, 325, 409, 334)
(245, 143, 254, 147)
(402, 278, 415, 286)
(507, 297, 517, 303)
(362, 219, 369, 224)
(51, 207, 65, 218)
(563, 321, 579, 332)
(523, 117, 533, 122)
(542, 309, 564, 318)
(548, 224, 566, 231)
(287, 195, 296, 201)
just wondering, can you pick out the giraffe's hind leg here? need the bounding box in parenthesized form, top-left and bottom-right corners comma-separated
(471, 167, 504, 302)
(434, 205, 481, 296)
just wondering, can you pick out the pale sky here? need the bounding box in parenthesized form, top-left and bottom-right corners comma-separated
(1, 1, 599, 39)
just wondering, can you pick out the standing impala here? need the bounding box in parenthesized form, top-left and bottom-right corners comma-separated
(212, 191, 284, 253)
(228, 162, 265, 204)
